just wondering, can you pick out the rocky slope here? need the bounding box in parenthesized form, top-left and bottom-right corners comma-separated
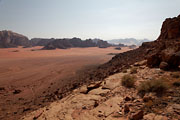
(42, 38, 111, 49)
(0, 30, 30, 48)
(21, 62, 180, 120)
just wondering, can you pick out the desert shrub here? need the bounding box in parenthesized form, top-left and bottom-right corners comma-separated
(138, 78, 168, 97)
(171, 72, 180, 78)
(130, 67, 137, 74)
(150, 78, 168, 95)
(121, 74, 136, 88)
(137, 81, 151, 96)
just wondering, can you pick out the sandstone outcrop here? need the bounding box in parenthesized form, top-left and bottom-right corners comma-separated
(0, 31, 111, 49)
(43, 38, 111, 50)
(147, 15, 180, 70)
(30, 38, 55, 46)
(0, 30, 29, 48)
(148, 16, 180, 69)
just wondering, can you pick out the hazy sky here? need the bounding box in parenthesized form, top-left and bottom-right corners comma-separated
(0, 0, 180, 40)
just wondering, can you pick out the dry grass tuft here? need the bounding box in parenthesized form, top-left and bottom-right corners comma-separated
(138, 78, 169, 97)
(121, 74, 136, 88)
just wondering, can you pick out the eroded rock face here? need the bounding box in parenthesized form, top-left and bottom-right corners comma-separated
(158, 15, 180, 40)
(147, 14, 180, 70)
(0, 30, 29, 48)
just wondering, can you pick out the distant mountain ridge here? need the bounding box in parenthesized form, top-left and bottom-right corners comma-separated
(0, 31, 111, 49)
(42, 38, 111, 50)
(108, 38, 151, 46)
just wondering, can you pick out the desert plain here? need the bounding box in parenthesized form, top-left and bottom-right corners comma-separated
(0, 46, 129, 120)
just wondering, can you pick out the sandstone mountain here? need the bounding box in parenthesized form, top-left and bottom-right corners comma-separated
(42, 38, 111, 50)
(0, 30, 29, 48)
(0, 31, 111, 49)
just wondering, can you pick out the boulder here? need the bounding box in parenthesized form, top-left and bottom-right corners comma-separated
(87, 81, 102, 93)
(79, 86, 88, 94)
(129, 110, 144, 120)
(147, 54, 161, 68)
(13, 89, 22, 94)
(123, 104, 130, 114)
(161, 49, 180, 68)
(115, 47, 121, 50)
(159, 62, 169, 70)
(143, 113, 156, 120)
(124, 96, 131, 101)
(143, 95, 153, 102)
(154, 115, 168, 120)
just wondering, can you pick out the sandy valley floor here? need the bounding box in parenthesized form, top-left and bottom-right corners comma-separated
(0, 46, 130, 120)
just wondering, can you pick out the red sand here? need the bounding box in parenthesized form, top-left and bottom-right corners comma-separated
(0, 46, 130, 120)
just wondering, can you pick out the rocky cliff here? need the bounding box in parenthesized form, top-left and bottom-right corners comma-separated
(0, 30, 29, 48)
(158, 15, 180, 40)
(146, 15, 180, 70)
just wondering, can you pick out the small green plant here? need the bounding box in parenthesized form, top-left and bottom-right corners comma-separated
(121, 74, 136, 88)
(138, 78, 168, 97)
(130, 67, 137, 74)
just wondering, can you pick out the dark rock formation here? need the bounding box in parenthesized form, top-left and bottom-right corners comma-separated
(159, 62, 169, 70)
(0, 31, 111, 49)
(115, 47, 121, 50)
(96, 40, 111, 48)
(158, 15, 180, 40)
(43, 38, 111, 50)
(30, 38, 55, 46)
(147, 15, 180, 70)
(0, 30, 29, 48)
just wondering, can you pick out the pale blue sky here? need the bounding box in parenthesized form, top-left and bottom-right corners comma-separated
(0, 0, 180, 40)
